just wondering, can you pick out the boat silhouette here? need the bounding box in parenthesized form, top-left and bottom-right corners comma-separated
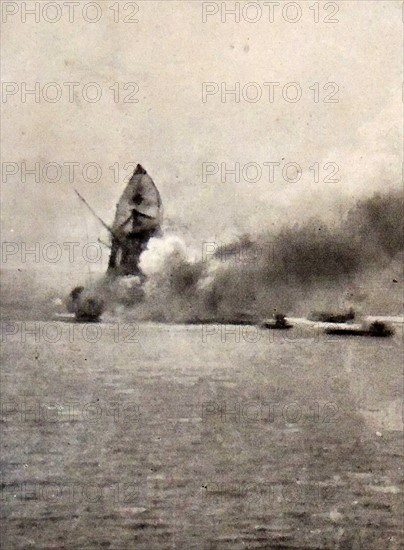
(260, 314, 293, 330)
(325, 320, 394, 337)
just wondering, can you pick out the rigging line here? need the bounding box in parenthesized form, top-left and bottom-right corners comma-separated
(74, 189, 117, 238)
(75, 189, 96, 282)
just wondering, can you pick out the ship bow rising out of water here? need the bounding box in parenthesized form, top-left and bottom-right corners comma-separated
(108, 164, 163, 276)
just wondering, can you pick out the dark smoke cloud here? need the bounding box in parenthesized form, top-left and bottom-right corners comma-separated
(132, 190, 403, 321)
(1, 191, 402, 322)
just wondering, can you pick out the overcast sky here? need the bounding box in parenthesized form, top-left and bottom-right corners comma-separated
(1, 0, 402, 273)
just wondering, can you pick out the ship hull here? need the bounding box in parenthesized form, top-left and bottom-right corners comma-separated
(261, 322, 293, 330)
(325, 328, 393, 337)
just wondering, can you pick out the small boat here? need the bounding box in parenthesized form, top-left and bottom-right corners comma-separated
(309, 308, 355, 323)
(325, 321, 394, 337)
(260, 314, 293, 330)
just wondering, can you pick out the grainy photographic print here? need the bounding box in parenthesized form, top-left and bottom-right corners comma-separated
(0, 1, 403, 548)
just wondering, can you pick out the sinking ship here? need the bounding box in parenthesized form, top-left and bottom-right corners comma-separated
(107, 164, 163, 277)
(67, 164, 163, 321)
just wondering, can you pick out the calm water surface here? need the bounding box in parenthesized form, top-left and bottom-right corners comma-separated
(1, 321, 403, 549)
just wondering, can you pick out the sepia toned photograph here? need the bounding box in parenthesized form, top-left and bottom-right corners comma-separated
(1, 1, 403, 548)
